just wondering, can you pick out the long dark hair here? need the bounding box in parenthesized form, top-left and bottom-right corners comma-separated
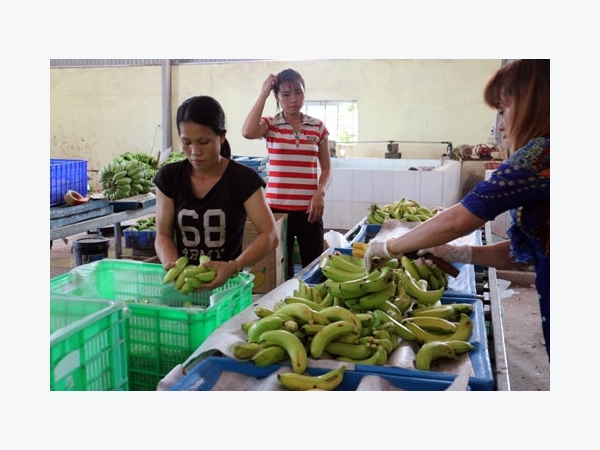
(484, 60, 550, 150)
(176, 95, 231, 158)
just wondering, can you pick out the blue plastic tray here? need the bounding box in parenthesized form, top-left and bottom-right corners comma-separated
(356, 297, 493, 391)
(170, 356, 463, 391)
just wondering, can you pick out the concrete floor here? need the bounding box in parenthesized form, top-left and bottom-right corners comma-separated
(50, 233, 549, 391)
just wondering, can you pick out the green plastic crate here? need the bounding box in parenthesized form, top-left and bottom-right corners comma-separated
(50, 259, 254, 390)
(50, 295, 129, 391)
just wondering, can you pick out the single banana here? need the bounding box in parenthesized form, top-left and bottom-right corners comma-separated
(372, 309, 416, 341)
(447, 303, 474, 316)
(444, 340, 476, 355)
(327, 253, 367, 275)
(310, 320, 358, 358)
(322, 265, 368, 283)
(319, 306, 362, 335)
(413, 259, 434, 280)
(194, 268, 217, 283)
(278, 365, 347, 391)
(408, 304, 457, 320)
(324, 341, 374, 360)
(295, 279, 313, 300)
(231, 341, 265, 360)
(394, 294, 414, 315)
(358, 281, 396, 310)
(257, 330, 308, 374)
(272, 302, 315, 325)
(252, 345, 289, 367)
(400, 256, 422, 281)
(415, 341, 458, 371)
(337, 345, 384, 365)
(283, 296, 324, 311)
(253, 305, 275, 318)
(446, 313, 474, 342)
(247, 315, 286, 343)
(402, 316, 458, 334)
(301, 323, 325, 335)
(241, 320, 258, 333)
(162, 256, 189, 284)
(359, 266, 394, 293)
(311, 310, 331, 326)
(174, 269, 188, 291)
(401, 269, 445, 306)
(325, 269, 381, 299)
(402, 320, 443, 344)
(179, 277, 201, 295)
(183, 264, 211, 277)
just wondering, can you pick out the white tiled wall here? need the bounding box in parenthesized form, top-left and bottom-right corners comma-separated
(323, 159, 461, 230)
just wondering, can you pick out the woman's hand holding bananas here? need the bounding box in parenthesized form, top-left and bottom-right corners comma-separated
(364, 240, 400, 272)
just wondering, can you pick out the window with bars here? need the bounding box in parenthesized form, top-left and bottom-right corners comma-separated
(302, 101, 358, 143)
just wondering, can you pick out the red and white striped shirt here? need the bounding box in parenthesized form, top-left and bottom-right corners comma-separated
(263, 112, 329, 211)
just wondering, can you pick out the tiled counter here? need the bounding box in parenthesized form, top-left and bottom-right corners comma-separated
(323, 158, 461, 230)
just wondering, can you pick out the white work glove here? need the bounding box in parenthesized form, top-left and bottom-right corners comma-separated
(364, 240, 394, 272)
(417, 244, 472, 267)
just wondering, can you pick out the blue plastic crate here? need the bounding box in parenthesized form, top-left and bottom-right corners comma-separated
(123, 229, 156, 250)
(50, 159, 88, 205)
(170, 356, 463, 391)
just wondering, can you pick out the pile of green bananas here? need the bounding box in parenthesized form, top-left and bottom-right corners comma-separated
(162, 255, 217, 296)
(126, 216, 156, 231)
(367, 198, 438, 224)
(230, 252, 476, 389)
(98, 158, 155, 200)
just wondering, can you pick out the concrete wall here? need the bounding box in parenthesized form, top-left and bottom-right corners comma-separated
(50, 59, 501, 190)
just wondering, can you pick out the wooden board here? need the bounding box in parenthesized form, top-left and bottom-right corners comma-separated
(110, 193, 156, 211)
(50, 198, 110, 220)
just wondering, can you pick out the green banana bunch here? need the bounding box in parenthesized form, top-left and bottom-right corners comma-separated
(98, 156, 155, 200)
(278, 365, 347, 391)
(162, 255, 217, 296)
(366, 199, 438, 224)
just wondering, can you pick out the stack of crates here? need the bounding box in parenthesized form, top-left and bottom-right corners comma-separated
(233, 156, 268, 178)
(50, 259, 254, 390)
(50, 294, 129, 391)
(50, 158, 88, 206)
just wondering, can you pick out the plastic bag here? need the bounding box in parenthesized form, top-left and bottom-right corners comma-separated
(324, 230, 349, 248)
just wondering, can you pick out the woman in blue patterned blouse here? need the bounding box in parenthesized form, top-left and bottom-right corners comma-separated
(365, 60, 550, 359)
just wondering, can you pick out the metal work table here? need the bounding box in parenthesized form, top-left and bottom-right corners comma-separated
(49, 205, 156, 258)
